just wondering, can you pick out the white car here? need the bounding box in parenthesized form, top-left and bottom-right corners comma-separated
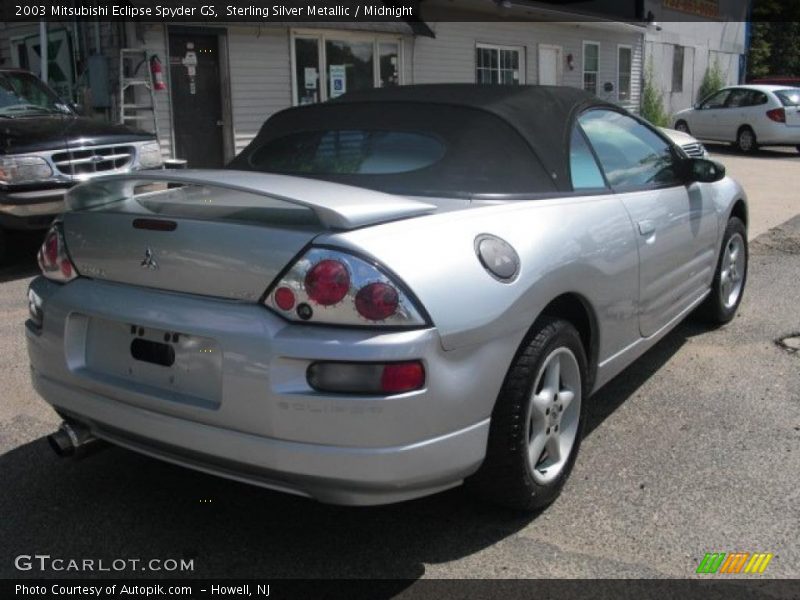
(673, 85, 800, 153)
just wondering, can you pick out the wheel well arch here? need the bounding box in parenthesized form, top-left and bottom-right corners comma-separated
(737, 124, 755, 135)
(538, 292, 599, 390)
(730, 198, 748, 227)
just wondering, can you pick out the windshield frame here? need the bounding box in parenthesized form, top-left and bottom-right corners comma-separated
(0, 70, 73, 117)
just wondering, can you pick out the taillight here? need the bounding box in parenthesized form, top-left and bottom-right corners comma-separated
(766, 108, 786, 123)
(355, 282, 399, 321)
(305, 259, 350, 305)
(264, 248, 427, 327)
(274, 286, 296, 311)
(307, 360, 425, 394)
(37, 224, 78, 283)
(380, 362, 426, 393)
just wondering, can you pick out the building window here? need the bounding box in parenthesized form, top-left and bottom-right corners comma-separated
(294, 37, 321, 105)
(379, 42, 400, 87)
(476, 44, 524, 85)
(291, 31, 403, 105)
(583, 42, 599, 95)
(325, 40, 374, 99)
(672, 45, 684, 93)
(617, 45, 632, 102)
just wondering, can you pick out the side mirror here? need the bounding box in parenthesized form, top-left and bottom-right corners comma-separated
(687, 158, 725, 183)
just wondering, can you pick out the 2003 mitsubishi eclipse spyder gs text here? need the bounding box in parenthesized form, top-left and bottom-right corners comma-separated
(26, 85, 748, 511)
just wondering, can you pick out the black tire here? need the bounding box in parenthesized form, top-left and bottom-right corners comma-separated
(697, 217, 748, 324)
(0, 228, 6, 265)
(675, 120, 690, 134)
(736, 126, 757, 153)
(796, 145, 800, 154)
(467, 317, 588, 512)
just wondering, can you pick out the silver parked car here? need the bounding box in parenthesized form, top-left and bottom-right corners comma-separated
(674, 84, 800, 153)
(26, 85, 748, 511)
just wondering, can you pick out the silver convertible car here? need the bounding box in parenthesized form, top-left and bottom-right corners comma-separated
(26, 85, 748, 511)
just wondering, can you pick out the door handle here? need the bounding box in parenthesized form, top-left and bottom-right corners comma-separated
(638, 220, 656, 236)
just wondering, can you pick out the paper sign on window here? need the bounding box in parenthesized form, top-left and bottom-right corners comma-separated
(304, 67, 318, 90)
(329, 65, 346, 98)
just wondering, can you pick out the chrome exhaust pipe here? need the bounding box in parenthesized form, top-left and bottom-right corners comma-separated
(47, 420, 106, 458)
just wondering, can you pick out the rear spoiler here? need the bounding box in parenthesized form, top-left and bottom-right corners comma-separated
(65, 169, 436, 230)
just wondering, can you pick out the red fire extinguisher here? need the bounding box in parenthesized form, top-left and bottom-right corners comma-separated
(149, 55, 166, 91)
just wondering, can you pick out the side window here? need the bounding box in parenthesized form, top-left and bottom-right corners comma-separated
(701, 89, 730, 109)
(748, 91, 768, 106)
(569, 126, 606, 190)
(726, 89, 750, 108)
(578, 110, 681, 191)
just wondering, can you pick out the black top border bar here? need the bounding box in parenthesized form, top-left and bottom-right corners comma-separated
(4, 578, 800, 600)
(0, 0, 784, 24)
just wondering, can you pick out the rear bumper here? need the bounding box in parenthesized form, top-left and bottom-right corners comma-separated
(26, 277, 510, 505)
(32, 371, 489, 505)
(754, 122, 800, 146)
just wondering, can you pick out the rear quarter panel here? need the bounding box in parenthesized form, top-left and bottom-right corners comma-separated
(321, 195, 641, 365)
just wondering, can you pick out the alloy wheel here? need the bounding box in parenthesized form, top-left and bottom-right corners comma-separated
(738, 129, 754, 152)
(526, 347, 582, 485)
(720, 233, 746, 309)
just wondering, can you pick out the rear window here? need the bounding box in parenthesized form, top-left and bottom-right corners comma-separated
(234, 103, 555, 197)
(251, 130, 445, 175)
(775, 89, 800, 106)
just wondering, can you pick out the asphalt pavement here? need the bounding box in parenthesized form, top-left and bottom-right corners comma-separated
(0, 149, 798, 581)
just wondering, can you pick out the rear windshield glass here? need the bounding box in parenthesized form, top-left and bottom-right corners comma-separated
(775, 89, 800, 106)
(251, 130, 445, 175)
(235, 103, 555, 197)
(66, 179, 321, 229)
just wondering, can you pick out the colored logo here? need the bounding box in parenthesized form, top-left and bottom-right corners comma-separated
(696, 552, 774, 574)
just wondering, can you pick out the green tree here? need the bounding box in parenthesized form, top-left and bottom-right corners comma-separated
(747, 22, 771, 80)
(697, 59, 726, 104)
(641, 59, 668, 127)
(746, 0, 800, 80)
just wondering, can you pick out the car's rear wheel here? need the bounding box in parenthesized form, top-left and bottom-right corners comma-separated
(796, 144, 800, 154)
(736, 126, 757, 153)
(468, 317, 587, 511)
(698, 217, 748, 324)
(675, 120, 690, 134)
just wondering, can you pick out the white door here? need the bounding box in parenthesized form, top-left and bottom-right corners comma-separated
(538, 45, 561, 85)
(693, 89, 731, 140)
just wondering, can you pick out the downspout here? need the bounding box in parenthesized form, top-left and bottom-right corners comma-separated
(742, 1, 753, 83)
(39, 20, 48, 83)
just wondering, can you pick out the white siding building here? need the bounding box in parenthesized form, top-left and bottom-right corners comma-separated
(1, 3, 648, 166)
(643, 0, 749, 120)
(131, 17, 645, 166)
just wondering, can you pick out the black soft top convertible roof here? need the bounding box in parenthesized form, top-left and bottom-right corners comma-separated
(232, 84, 618, 195)
(334, 85, 615, 190)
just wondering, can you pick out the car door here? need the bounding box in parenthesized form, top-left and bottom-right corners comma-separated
(578, 110, 718, 337)
(717, 88, 751, 140)
(693, 89, 732, 140)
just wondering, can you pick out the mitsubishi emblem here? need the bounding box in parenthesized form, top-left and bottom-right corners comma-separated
(140, 247, 158, 270)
